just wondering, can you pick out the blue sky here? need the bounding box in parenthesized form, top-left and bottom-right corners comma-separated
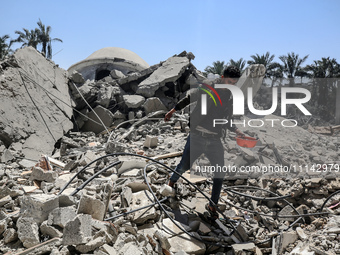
(1, 0, 339, 72)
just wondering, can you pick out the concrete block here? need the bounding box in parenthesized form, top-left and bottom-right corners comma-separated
(131, 190, 157, 224)
(281, 231, 298, 251)
(0, 219, 7, 234)
(117, 159, 146, 175)
(63, 214, 92, 245)
(1, 149, 14, 162)
(20, 194, 59, 224)
(232, 242, 256, 253)
(55, 173, 76, 190)
(119, 242, 144, 255)
(159, 184, 176, 197)
(143, 135, 158, 148)
(76, 236, 106, 253)
(0, 195, 12, 207)
(123, 95, 145, 108)
(17, 217, 40, 248)
(3, 228, 18, 244)
(77, 194, 106, 221)
(82, 105, 115, 134)
(142, 97, 167, 115)
(30, 166, 58, 183)
(154, 230, 171, 250)
(162, 218, 191, 237)
(58, 194, 76, 207)
(40, 221, 63, 238)
(169, 232, 206, 255)
(48, 206, 77, 228)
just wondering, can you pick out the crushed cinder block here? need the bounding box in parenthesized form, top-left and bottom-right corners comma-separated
(143, 135, 158, 148)
(40, 221, 63, 238)
(48, 206, 77, 228)
(17, 217, 40, 248)
(30, 166, 58, 182)
(63, 214, 92, 245)
(77, 194, 106, 221)
(20, 194, 59, 224)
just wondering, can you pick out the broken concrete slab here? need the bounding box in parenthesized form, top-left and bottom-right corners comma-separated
(3, 228, 18, 244)
(20, 194, 59, 224)
(123, 95, 145, 108)
(76, 236, 106, 253)
(17, 217, 40, 248)
(48, 206, 77, 228)
(82, 105, 114, 134)
(136, 56, 190, 97)
(168, 232, 206, 255)
(63, 214, 92, 245)
(30, 166, 58, 183)
(40, 221, 63, 238)
(159, 184, 176, 197)
(142, 97, 168, 115)
(0, 47, 73, 160)
(131, 190, 157, 224)
(77, 194, 106, 221)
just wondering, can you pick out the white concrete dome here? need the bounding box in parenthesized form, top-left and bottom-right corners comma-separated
(84, 47, 149, 69)
(68, 47, 149, 81)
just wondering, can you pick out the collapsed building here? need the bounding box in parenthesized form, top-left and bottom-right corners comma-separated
(0, 47, 340, 254)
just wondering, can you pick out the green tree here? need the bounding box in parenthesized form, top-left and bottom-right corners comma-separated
(204, 60, 226, 76)
(0, 35, 13, 60)
(278, 52, 309, 83)
(248, 52, 281, 77)
(36, 19, 62, 59)
(12, 28, 39, 49)
(228, 58, 246, 73)
(306, 57, 340, 119)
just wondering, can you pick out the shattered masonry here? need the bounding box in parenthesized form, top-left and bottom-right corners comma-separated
(0, 46, 340, 254)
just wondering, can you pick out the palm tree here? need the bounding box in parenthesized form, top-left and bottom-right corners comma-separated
(306, 57, 340, 114)
(0, 35, 13, 60)
(247, 52, 281, 77)
(36, 19, 62, 59)
(12, 28, 39, 49)
(204, 60, 226, 76)
(228, 58, 246, 73)
(278, 52, 309, 80)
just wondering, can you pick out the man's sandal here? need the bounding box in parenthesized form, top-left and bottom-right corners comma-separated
(205, 204, 219, 220)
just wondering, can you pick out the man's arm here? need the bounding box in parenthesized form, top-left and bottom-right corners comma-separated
(164, 88, 199, 121)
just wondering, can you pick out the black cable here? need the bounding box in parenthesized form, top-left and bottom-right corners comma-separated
(143, 162, 231, 248)
(224, 187, 292, 201)
(104, 197, 168, 221)
(320, 189, 340, 211)
(59, 152, 243, 244)
(70, 161, 121, 196)
(220, 196, 328, 218)
(220, 184, 304, 223)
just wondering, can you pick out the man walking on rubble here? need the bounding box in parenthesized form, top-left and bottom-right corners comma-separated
(164, 66, 244, 219)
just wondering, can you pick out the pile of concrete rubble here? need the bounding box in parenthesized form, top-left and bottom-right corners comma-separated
(0, 47, 340, 254)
